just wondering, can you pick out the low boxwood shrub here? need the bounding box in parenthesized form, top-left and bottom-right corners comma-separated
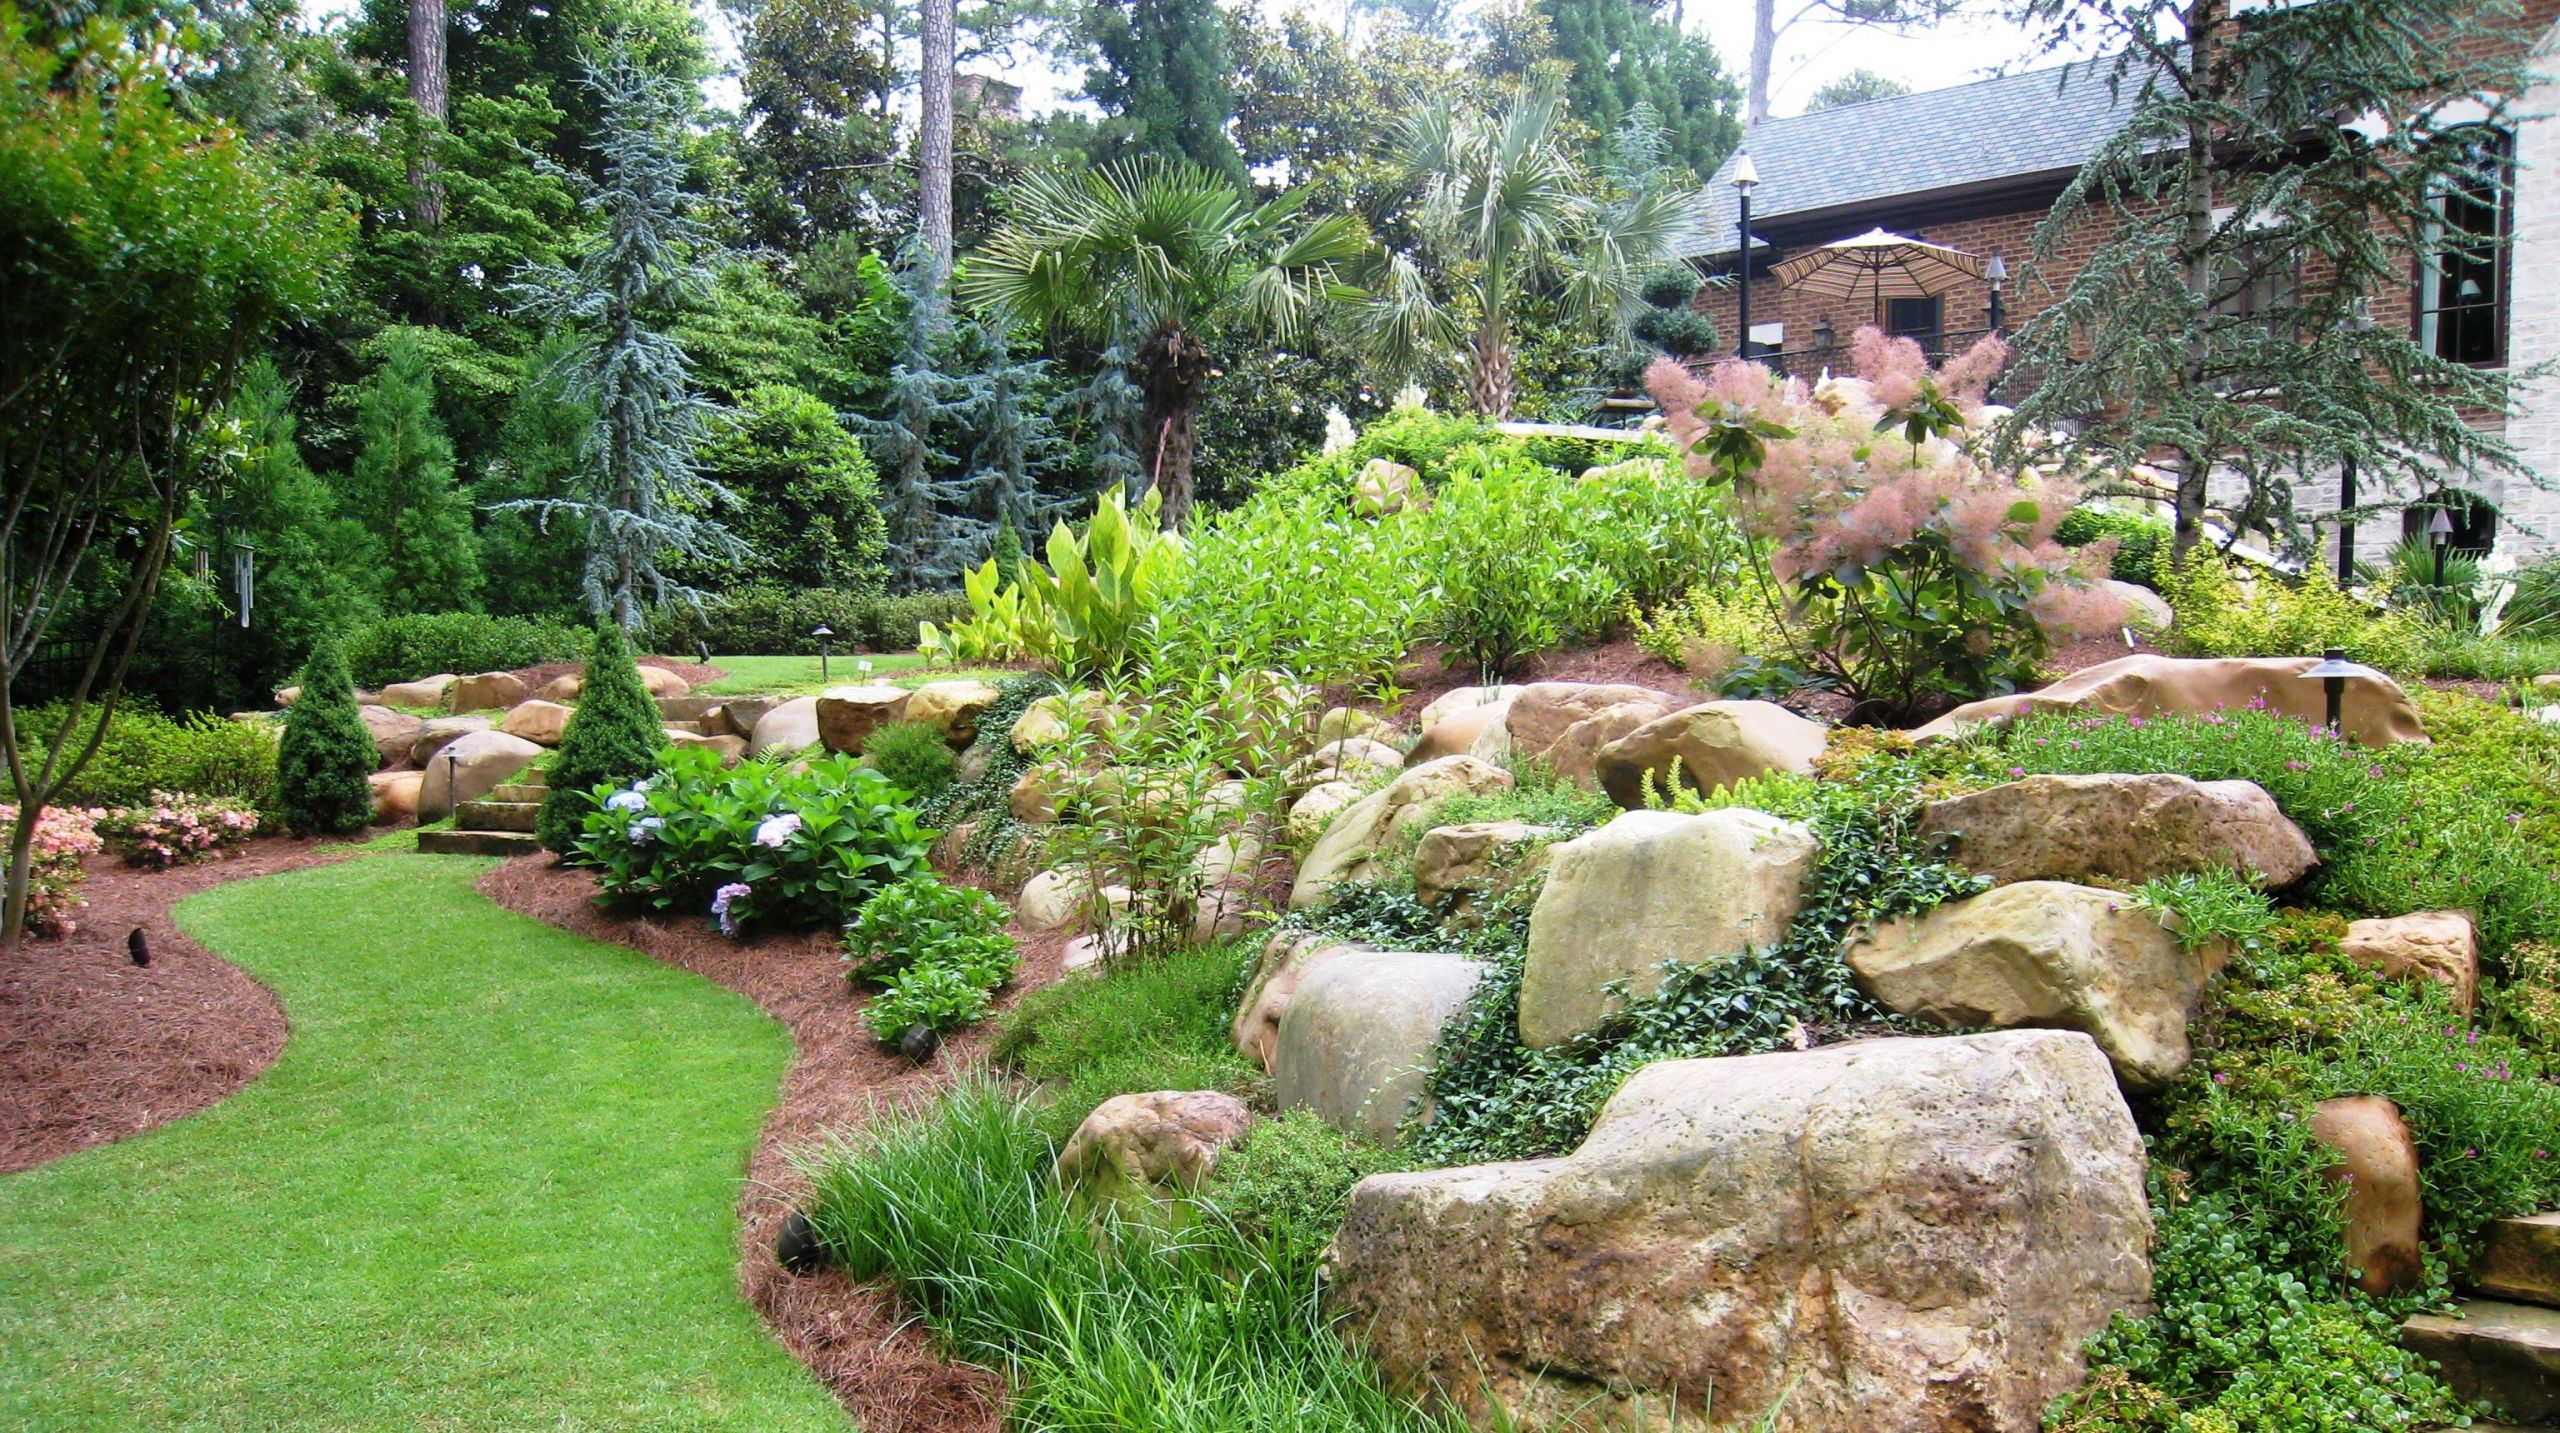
(2055, 506, 2172, 586)
(276, 640, 379, 836)
(570, 747, 931, 935)
(343, 612, 588, 688)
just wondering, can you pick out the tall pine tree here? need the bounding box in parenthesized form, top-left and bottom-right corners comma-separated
(1081, 0, 1247, 185)
(345, 328, 483, 614)
(1539, 0, 1740, 180)
(509, 50, 745, 628)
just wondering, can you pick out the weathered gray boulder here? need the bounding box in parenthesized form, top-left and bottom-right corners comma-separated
(2104, 579, 2174, 631)
(1916, 773, 2316, 889)
(1011, 690, 1111, 755)
(1289, 756, 1514, 910)
(448, 671, 529, 713)
(1326, 1030, 2153, 1432)
(750, 696, 821, 756)
(1911, 653, 2427, 748)
(1543, 701, 1676, 787)
(718, 695, 780, 739)
(904, 679, 1004, 746)
(815, 684, 912, 754)
(1232, 931, 1370, 1073)
(1273, 950, 1489, 1141)
(1287, 780, 1364, 847)
(358, 704, 423, 770)
(1505, 682, 1676, 764)
(1847, 880, 2228, 1091)
(1517, 809, 1817, 1048)
(1594, 700, 1829, 809)
(1056, 1090, 1253, 1217)
(409, 714, 492, 767)
(416, 729, 543, 822)
(1412, 821, 1556, 913)
(2341, 911, 2480, 1013)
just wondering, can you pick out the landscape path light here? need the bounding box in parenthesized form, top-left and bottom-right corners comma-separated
(1732, 151, 1758, 359)
(811, 623, 835, 683)
(2298, 646, 2383, 734)
(2428, 505, 2455, 589)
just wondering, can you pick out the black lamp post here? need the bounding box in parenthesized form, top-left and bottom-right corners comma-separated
(2298, 647, 2383, 736)
(1985, 253, 2008, 338)
(2428, 506, 2455, 590)
(812, 623, 835, 683)
(1732, 151, 1758, 359)
(2336, 452, 2358, 589)
(442, 747, 461, 822)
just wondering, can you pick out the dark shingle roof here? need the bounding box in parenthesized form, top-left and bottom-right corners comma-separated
(1683, 58, 2142, 259)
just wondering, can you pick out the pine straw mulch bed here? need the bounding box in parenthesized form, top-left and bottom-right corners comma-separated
(0, 834, 345, 1174)
(480, 855, 1081, 1433)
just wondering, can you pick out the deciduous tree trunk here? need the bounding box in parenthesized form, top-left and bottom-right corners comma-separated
(1748, 0, 1776, 126)
(919, 0, 956, 291)
(408, 0, 448, 233)
(1138, 324, 1211, 529)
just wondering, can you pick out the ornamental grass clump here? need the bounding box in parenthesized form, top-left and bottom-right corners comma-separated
(1645, 330, 2120, 723)
(275, 640, 379, 836)
(539, 622, 666, 853)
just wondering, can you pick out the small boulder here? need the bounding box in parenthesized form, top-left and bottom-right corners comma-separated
(1916, 773, 2316, 889)
(1594, 700, 1829, 809)
(638, 665, 691, 698)
(1848, 880, 2227, 1091)
(1017, 867, 1121, 933)
(410, 714, 492, 767)
(1517, 808, 1818, 1048)
(1326, 1030, 2153, 1431)
(1272, 950, 1489, 1141)
(815, 684, 912, 754)
(1543, 701, 1678, 787)
(1416, 684, 1523, 734)
(1412, 820, 1556, 913)
(499, 699, 575, 748)
(1912, 652, 2427, 748)
(719, 696, 780, 739)
(905, 679, 1004, 746)
(416, 730, 543, 822)
(535, 673, 584, 703)
(1505, 682, 1677, 763)
(1352, 457, 1423, 516)
(358, 704, 424, 770)
(2310, 1095, 2424, 1295)
(367, 770, 422, 824)
(1312, 705, 1385, 747)
(667, 730, 747, 765)
(273, 685, 301, 707)
(448, 671, 529, 713)
(1056, 1090, 1254, 1216)
(379, 674, 457, 709)
(1286, 780, 1363, 847)
(1011, 690, 1109, 755)
(1289, 755, 1514, 910)
(1232, 931, 1369, 1072)
(750, 696, 820, 756)
(1402, 697, 1512, 766)
(2341, 911, 2480, 1013)
(1287, 737, 1402, 793)
(2104, 579, 2175, 632)
(1009, 767, 1059, 825)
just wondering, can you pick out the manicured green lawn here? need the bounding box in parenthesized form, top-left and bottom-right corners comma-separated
(0, 857, 847, 1432)
(700, 653, 1011, 697)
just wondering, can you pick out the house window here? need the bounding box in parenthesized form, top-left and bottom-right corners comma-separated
(2422, 127, 2510, 367)
(2402, 490, 2498, 554)
(1886, 296, 1943, 356)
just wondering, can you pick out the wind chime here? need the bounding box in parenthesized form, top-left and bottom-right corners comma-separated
(232, 542, 257, 629)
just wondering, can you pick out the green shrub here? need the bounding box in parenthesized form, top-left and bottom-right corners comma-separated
(1628, 584, 1783, 677)
(2127, 869, 2279, 955)
(863, 963, 995, 1043)
(1428, 445, 1626, 680)
(922, 488, 1186, 677)
(859, 719, 956, 800)
(992, 936, 1261, 1146)
(2501, 553, 2560, 635)
(2154, 550, 2430, 673)
(843, 873, 1015, 986)
(2055, 506, 2173, 586)
(14, 705, 279, 820)
(275, 640, 379, 835)
(1199, 1110, 1405, 1263)
(570, 746, 931, 935)
(342, 612, 588, 689)
(539, 624, 666, 853)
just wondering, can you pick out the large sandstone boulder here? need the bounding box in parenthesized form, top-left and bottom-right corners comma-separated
(1413, 821, 1555, 913)
(637, 665, 690, 698)
(1911, 653, 2427, 748)
(815, 684, 912, 754)
(1543, 701, 1677, 787)
(666, 730, 747, 764)
(1011, 690, 1110, 755)
(1403, 699, 1512, 766)
(416, 730, 543, 822)
(718, 695, 780, 739)
(1847, 880, 2227, 1091)
(1287, 780, 1364, 847)
(750, 696, 821, 756)
(1417, 684, 1524, 733)
(535, 673, 584, 703)
(410, 714, 492, 767)
(905, 679, 1004, 746)
(2310, 1095, 2423, 1296)
(358, 705, 423, 770)
(1232, 931, 1369, 1072)
(1917, 773, 2316, 889)
(1517, 808, 1818, 1048)
(1594, 700, 1829, 809)
(1286, 737, 1403, 793)
(1326, 1030, 2153, 1432)
(1288, 755, 1514, 910)
(2341, 911, 2480, 1013)
(1056, 1090, 1253, 1217)
(379, 674, 457, 709)
(367, 770, 422, 824)
(1272, 951, 1489, 1141)
(448, 671, 528, 713)
(499, 699, 575, 747)
(1506, 682, 1676, 764)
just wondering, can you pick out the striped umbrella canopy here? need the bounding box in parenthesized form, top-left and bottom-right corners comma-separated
(1770, 228, 1987, 321)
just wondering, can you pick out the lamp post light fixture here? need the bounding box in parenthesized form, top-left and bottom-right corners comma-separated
(2333, 304, 2375, 588)
(811, 623, 835, 683)
(1985, 253, 2009, 338)
(442, 747, 461, 823)
(1812, 315, 1836, 357)
(2298, 646, 2383, 735)
(2428, 505, 2455, 589)
(1732, 151, 1759, 360)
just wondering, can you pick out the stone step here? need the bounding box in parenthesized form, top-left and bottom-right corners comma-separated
(2404, 1300, 2560, 1423)
(418, 829, 544, 857)
(656, 695, 728, 722)
(487, 783, 551, 805)
(660, 719, 708, 737)
(2480, 1214, 2560, 1308)
(455, 799, 541, 834)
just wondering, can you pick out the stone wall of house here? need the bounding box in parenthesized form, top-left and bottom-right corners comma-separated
(2500, 22, 2560, 563)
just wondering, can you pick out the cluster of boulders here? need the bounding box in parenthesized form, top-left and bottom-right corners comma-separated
(1038, 653, 2483, 1430)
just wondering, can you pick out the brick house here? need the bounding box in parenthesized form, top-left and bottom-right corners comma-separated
(1679, 8, 2560, 567)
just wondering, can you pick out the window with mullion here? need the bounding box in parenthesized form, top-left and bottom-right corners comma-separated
(2421, 127, 2510, 367)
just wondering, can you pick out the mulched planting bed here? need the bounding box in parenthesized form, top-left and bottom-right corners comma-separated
(0, 835, 342, 1174)
(481, 855, 1079, 1433)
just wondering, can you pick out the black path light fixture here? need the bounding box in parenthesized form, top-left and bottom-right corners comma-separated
(2428, 504, 2456, 589)
(2298, 646, 2384, 734)
(1732, 151, 1759, 359)
(1985, 253, 2009, 338)
(2335, 300, 2376, 588)
(811, 623, 836, 683)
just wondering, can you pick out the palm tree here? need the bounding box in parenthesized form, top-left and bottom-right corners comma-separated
(1363, 84, 1698, 419)
(962, 157, 1368, 528)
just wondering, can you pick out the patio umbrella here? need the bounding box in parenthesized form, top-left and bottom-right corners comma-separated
(1770, 228, 1986, 324)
